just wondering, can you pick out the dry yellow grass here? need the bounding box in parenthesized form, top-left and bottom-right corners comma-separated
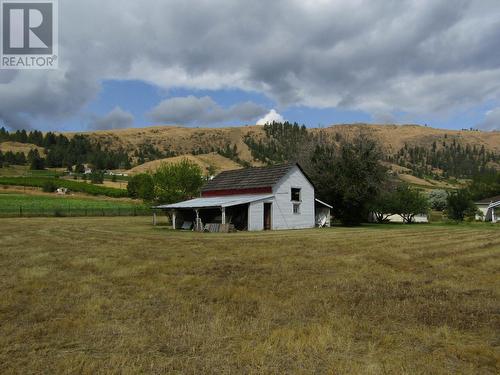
(0, 217, 499, 374)
(66, 125, 261, 164)
(68, 124, 500, 165)
(318, 124, 500, 154)
(0, 141, 45, 155)
(127, 153, 242, 175)
(398, 173, 461, 190)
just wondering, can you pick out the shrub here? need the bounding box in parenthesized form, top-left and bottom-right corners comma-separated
(127, 173, 155, 201)
(428, 190, 447, 211)
(42, 180, 57, 193)
(446, 190, 477, 221)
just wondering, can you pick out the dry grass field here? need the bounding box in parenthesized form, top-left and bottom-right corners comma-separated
(0, 217, 499, 374)
(127, 153, 242, 175)
(0, 141, 46, 155)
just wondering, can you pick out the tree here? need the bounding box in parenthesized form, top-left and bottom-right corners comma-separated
(127, 173, 155, 201)
(152, 159, 203, 204)
(446, 189, 477, 221)
(74, 163, 85, 174)
(28, 149, 45, 170)
(428, 189, 447, 211)
(369, 189, 398, 223)
(393, 185, 429, 223)
(90, 171, 104, 184)
(308, 135, 387, 225)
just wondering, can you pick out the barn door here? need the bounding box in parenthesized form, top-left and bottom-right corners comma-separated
(264, 203, 272, 230)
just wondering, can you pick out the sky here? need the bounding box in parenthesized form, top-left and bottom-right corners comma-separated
(1, 0, 500, 132)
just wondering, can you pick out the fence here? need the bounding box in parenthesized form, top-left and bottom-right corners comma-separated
(0, 206, 151, 218)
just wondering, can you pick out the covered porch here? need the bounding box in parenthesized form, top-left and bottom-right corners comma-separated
(154, 194, 273, 232)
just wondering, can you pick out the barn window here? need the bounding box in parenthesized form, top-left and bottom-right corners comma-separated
(291, 188, 301, 202)
(293, 203, 301, 214)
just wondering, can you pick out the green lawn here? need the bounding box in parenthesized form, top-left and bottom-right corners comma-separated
(0, 192, 148, 216)
(0, 217, 498, 374)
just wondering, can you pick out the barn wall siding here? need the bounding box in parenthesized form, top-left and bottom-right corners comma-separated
(248, 201, 264, 231)
(272, 166, 315, 230)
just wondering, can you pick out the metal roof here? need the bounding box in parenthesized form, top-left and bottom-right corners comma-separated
(202, 163, 309, 192)
(315, 198, 333, 208)
(475, 195, 500, 204)
(155, 194, 274, 209)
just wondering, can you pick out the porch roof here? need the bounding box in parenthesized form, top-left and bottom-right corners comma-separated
(155, 194, 274, 210)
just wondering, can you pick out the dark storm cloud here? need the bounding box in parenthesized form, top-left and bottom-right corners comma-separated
(0, 0, 499, 128)
(89, 107, 135, 130)
(148, 96, 267, 125)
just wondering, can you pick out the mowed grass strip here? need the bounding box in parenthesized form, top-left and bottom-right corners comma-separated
(0, 218, 499, 374)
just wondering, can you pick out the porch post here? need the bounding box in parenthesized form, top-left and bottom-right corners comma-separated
(221, 207, 226, 224)
(172, 210, 176, 229)
(195, 209, 200, 231)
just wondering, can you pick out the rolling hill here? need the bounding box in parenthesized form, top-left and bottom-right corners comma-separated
(65, 124, 499, 175)
(127, 152, 242, 175)
(71, 124, 500, 160)
(0, 141, 45, 155)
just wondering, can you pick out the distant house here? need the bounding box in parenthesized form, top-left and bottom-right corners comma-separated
(56, 187, 68, 195)
(475, 195, 500, 223)
(369, 213, 429, 223)
(156, 163, 332, 231)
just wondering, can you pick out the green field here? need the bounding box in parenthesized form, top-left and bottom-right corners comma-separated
(0, 217, 498, 374)
(0, 176, 128, 198)
(0, 192, 148, 217)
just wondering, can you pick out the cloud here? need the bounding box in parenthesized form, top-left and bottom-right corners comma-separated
(89, 107, 134, 130)
(257, 109, 285, 125)
(1, 0, 500, 129)
(148, 95, 267, 125)
(476, 107, 500, 131)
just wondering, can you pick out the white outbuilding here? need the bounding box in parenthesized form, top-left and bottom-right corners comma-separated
(156, 163, 332, 231)
(475, 195, 500, 223)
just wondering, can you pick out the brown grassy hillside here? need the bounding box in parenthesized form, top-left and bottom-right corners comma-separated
(127, 153, 242, 175)
(67, 126, 261, 164)
(0, 141, 45, 155)
(70, 124, 500, 162)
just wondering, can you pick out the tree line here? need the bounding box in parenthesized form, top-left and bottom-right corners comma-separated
(0, 127, 130, 170)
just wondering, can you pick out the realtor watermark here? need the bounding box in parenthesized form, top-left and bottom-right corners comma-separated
(1, 0, 58, 69)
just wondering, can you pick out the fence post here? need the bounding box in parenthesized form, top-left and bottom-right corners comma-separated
(19, 206, 23, 217)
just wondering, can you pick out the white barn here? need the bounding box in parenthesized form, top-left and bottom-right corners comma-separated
(475, 195, 500, 223)
(156, 163, 331, 231)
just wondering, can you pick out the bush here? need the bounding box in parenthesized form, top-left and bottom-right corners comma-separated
(127, 173, 155, 201)
(90, 171, 104, 184)
(42, 180, 57, 193)
(446, 190, 477, 221)
(152, 159, 203, 204)
(428, 190, 447, 211)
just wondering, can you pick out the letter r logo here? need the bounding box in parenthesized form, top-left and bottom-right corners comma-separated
(2, 1, 54, 54)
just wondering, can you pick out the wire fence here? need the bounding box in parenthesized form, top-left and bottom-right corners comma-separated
(0, 206, 151, 218)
